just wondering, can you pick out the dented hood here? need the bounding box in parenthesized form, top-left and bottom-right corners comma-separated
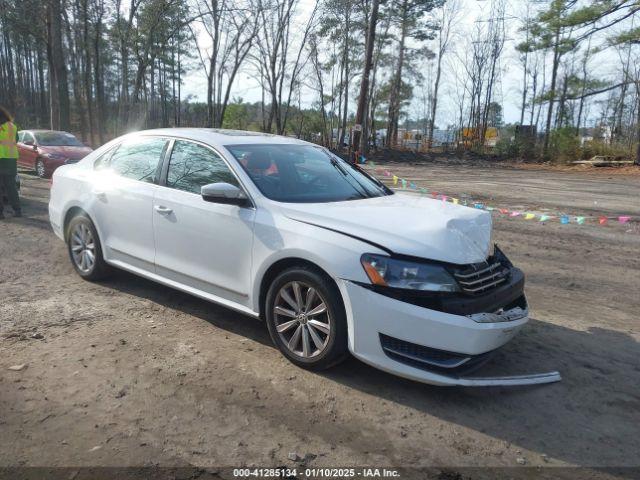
(281, 193, 492, 265)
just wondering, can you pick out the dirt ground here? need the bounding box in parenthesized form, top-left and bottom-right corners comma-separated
(1, 162, 639, 479)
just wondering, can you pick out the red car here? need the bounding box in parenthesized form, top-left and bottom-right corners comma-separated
(17, 130, 93, 178)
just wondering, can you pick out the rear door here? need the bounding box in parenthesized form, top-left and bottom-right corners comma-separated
(152, 139, 256, 307)
(89, 136, 168, 272)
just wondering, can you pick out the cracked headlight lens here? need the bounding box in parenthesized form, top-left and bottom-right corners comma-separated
(361, 254, 460, 292)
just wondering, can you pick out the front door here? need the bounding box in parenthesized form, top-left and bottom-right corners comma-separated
(89, 136, 167, 272)
(152, 139, 256, 308)
(17, 132, 38, 168)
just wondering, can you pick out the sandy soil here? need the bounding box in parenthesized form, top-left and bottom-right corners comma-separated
(1, 164, 639, 479)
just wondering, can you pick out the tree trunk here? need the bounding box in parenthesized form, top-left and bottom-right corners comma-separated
(386, 1, 408, 148)
(49, 0, 70, 130)
(520, 48, 528, 125)
(543, 28, 561, 158)
(46, 6, 60, 130)
(428, 46, 444, 149)
(338, 6, 351, 148)
(81, 0, 95, 145)
(94, 18, 105, 144)
(635, 83, 640, 165)
(351, 0, 379, 161)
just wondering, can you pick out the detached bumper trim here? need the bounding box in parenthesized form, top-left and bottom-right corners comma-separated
(454, 371, 562, 387)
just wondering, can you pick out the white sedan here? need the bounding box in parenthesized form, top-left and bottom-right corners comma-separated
(49, 129, 560, 386)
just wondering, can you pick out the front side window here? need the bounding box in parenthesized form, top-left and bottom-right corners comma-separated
(227, 144, 391, 203)
(166, 140, 239, 194)
(109, 136, 167, 183)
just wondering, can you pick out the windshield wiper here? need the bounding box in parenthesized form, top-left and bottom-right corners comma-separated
(328, 157, 369, 198)
(330, 157, 348, 176)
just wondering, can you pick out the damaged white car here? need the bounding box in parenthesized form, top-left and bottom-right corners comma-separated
(48, 129, 560, 386)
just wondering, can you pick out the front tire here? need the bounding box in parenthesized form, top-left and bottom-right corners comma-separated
(66, 214, 111, 280)
(265, 266, 348, 370)
(35, 159, 48, 178)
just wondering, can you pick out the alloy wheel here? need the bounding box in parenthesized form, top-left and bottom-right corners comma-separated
(36, 160, 45, 178)
(70, 222, 96, 273)
(273, 281, 331, 358)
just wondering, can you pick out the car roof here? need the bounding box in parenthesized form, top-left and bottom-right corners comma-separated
(128, 128, 311, 148)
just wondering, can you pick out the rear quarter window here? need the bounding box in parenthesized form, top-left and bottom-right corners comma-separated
(94, 137, 168, 183)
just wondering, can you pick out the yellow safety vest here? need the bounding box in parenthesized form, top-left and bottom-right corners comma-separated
(0, 121, 19, 159)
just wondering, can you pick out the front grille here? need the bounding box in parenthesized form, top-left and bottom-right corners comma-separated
(453, 259, 510, 295)
(380, 334, 496, 375)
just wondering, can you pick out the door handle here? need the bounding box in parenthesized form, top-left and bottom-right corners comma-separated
(154, 205, 173, 215)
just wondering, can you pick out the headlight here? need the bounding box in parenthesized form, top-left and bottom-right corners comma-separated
(360, 254, 460, 292)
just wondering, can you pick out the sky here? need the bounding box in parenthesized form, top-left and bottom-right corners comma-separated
(180, 0, 629, 128)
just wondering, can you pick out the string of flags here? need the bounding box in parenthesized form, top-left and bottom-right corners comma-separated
(359, 160, 636, 229)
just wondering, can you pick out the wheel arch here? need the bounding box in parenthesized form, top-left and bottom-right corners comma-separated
(257, 257, 338, 321)
(63, 206, 84, 240)
(62, 206, 100, 243)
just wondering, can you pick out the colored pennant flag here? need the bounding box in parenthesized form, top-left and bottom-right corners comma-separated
(368, 170, 631, 231)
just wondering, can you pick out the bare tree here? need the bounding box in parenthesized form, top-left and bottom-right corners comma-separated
(253, 0, 317, 135)
(427, 0, 460, 149)
(193, 0, 258, 127)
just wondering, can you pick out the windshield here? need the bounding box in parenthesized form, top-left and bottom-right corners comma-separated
(227, 144, 392, 203)
(35, 132, 84, 147)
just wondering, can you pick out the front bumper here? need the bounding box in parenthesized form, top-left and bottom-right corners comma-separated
(338, 280, 560, 386)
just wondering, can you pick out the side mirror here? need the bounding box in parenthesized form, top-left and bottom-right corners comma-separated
(201, 182, 250, 207)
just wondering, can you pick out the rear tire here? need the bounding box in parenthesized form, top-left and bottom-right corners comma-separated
(265, 266, 349, 371)
(66, 214, 111, 281)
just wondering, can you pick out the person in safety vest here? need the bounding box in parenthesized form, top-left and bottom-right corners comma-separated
(0, 106, 21, 219)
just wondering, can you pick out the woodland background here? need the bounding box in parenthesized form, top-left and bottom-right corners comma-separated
(0, 0, 639, 162)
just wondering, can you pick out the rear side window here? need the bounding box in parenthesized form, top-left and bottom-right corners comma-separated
(108, 137, 167, 183)
(166, 140, 239, 194)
